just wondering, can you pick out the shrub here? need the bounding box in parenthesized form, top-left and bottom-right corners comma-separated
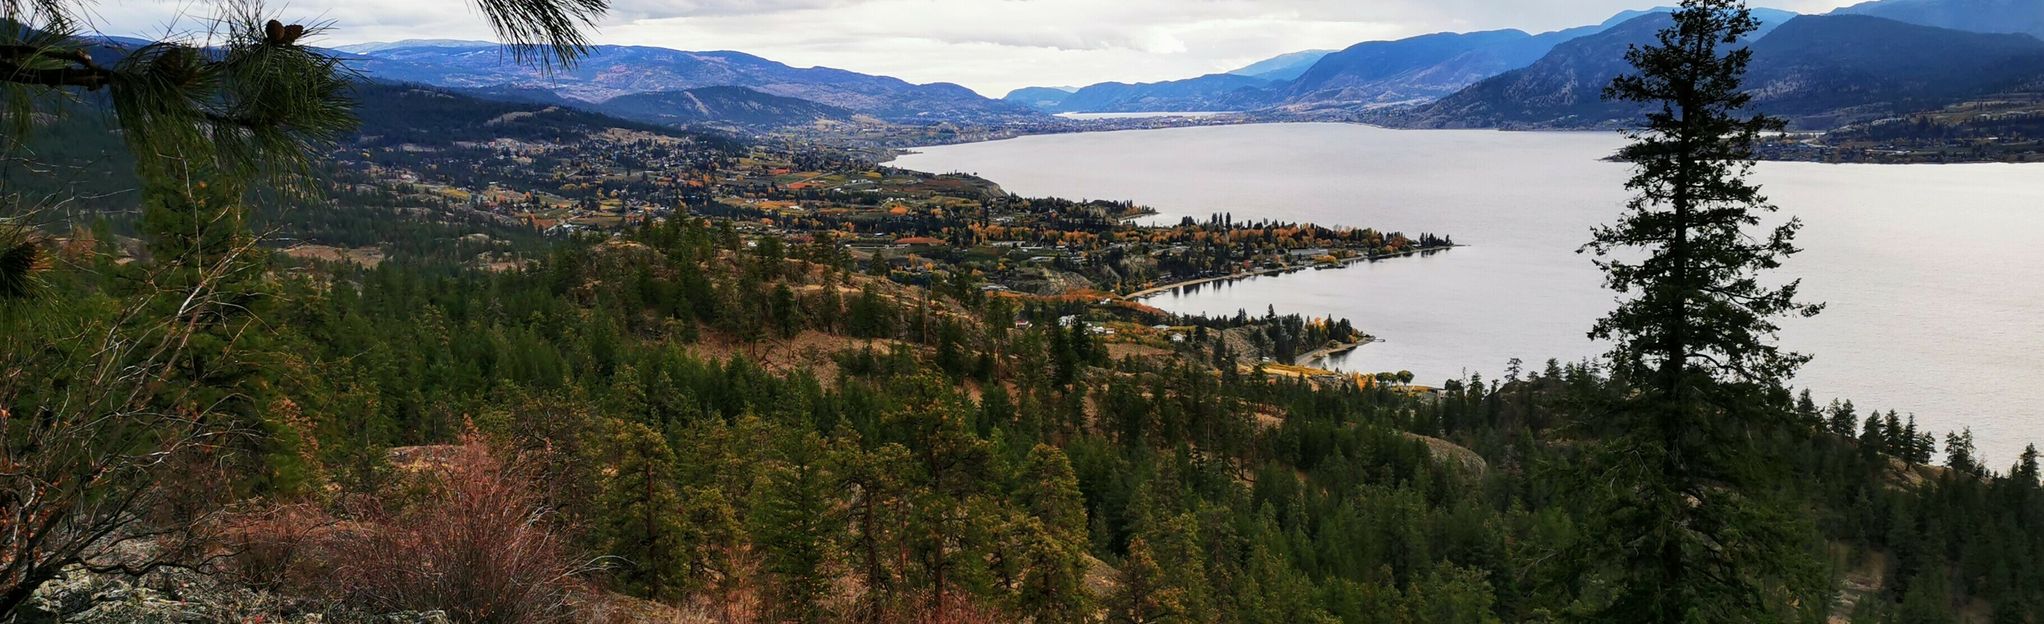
(327, 438, 591, 623)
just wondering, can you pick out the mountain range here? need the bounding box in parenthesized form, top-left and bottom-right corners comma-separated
(1835, 0, 2044, 39)
(1001, 7, 1799, 114)
(327, 0, 2044, 133)
(340, 42, 1035, 125)
(1225, 50, 1335, 81)
(1407, 12, 2044, 129)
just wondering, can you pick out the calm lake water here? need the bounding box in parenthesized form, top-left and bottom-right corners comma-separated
(1054, 111, 1236, 120)
(889, 123, 2044, 465)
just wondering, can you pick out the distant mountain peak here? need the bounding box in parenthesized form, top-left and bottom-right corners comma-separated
(333, 39, 499, 54)
(1832, 0, 2044, 39)
(1408, 12, 2044, 130)
(1226, 50, 1336, 81)
(345, 42, 1039, 124)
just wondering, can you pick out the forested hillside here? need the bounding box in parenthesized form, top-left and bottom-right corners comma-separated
(11, 194, 2044, 622)
(6, 1, 2044, 623)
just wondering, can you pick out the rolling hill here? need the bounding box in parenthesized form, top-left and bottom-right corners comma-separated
(1007, 7, 1799, 115)
(1002, 86, 1078, 111)
(343, 42, 1039, 125)
(1227, 50, 1335, 81)
(1041, 74, 1278, 113)
(1407, 13, 2044, 129)
(1833, 0, 2044, 39)
(1281, 29, 1580, 106)
(593, 86, 855, 128)
(344, 81, 724, 148)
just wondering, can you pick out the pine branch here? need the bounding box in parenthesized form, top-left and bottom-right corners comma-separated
(0, 62, 110, 89)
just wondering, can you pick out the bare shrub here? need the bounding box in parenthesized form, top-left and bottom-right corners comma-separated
(326, 437, 592, 623)
(215, 503, 339, 592)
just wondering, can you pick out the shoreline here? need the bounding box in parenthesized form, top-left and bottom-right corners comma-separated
(1124, 245, 1459, 300)
(1293, 338, 1377, 368)
(885, 119, 2044, 167)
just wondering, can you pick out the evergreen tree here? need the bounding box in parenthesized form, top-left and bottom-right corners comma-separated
(1945, 429, 1980, 476)
(1829, 400, 1860, 438)
(682, 484, 746, 619)
(837, 439, 914, 622)
(1012, 516, 1092, 624)
(1108, 538, 1185, 624)
(600, 422, 689, 601)
(1019, 444, 1089, 546)
(750, 431, 844, 624)
(1569, 1, 1826, 620)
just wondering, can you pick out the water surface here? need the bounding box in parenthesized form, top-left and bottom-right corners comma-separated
(1055, 111, 1236, 120)
(890, 123, 2044, 464)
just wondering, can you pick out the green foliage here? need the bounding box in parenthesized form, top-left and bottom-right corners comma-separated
(600, 422, 690, 601)
(1108, 538, 1186, 624)
(1567, 1, 1829, 621)
(749, 431, 844, 624)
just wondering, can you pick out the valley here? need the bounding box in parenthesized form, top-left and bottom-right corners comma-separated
(7, 1, 2044, 622)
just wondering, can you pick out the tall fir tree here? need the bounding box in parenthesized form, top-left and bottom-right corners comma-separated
(749, 431, 844, 624)
(1109, 537, 1188, 624)
(1568, 0, 1827, 621)
(600, 422, 690, 601)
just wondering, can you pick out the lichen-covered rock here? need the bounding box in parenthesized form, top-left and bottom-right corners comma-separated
(20, 570, 205, 623)
(16, 566, 446, 624)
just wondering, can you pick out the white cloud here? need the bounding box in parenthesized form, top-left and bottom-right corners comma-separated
(83, 0, 1864, 96)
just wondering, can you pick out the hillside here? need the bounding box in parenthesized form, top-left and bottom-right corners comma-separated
(1408, 13, 2044, 129)
(1282, 29, 1565, 106)
(1002, 85, 1078, 110)
(594, 86, 856, 129)
(999, 8, 1802, 115)
(1746, 15, 2044, 127)
(345, 42, 1040, 124)
(345, 81, 714, 148)
(1227, 49, 1336, 81)
(1403, 15, 1666, 128)
(1043, 73, 1278, 113)
(1834, 0, 2044, 39)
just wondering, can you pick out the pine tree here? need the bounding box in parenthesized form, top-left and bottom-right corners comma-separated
(130, 171, 302, 493)
(1945, 429, 1980, 476)
(1012, 517, 1092, 624)
(1570, 1, 1826, 620)
(750, 431, 844, 624)
(1829, 400, 1859, 438)
(0, 1, 600, 615)
(600, 422, 689, 601)
(1108, 538, 1185, 624)
(1018, 444, 1089, 546)
(682, 485, 746, 619)
(837, 439, 914, 623)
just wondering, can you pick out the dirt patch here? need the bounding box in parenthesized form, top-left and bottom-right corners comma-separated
(1883, 456, 1951, 489)
(386, 445, 463, 472)
(1404, 433, 1488, 475)
(1105, 342, 1173, 361)
(1830, 546, 1888, 623)
(282, 244, 385, 268)
(687, 330, 906, 382)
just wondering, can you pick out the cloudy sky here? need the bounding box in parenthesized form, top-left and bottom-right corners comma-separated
(89, 0, 1864, 96)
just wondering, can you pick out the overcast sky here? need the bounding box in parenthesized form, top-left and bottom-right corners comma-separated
(89, 0, 1864, 96)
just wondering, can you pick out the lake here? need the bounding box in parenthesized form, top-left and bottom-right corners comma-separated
(889, 123, 2044, 465)
(1054, 111, 1237, 120)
